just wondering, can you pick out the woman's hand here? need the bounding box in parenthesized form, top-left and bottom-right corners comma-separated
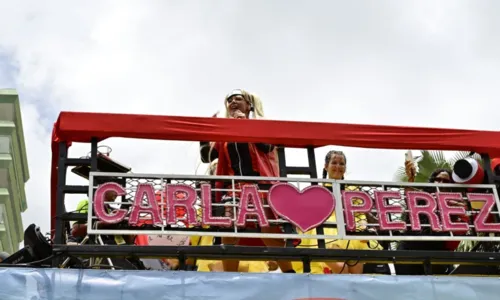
(230, 109, 246, 119)
(447, 199, 466, 207)
(405, 160, 416, 182)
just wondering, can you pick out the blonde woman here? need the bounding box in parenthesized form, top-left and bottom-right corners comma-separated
(199, 89, 296, 273)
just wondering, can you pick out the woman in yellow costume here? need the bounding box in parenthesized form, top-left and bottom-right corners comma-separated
(292, 150, 382, 274)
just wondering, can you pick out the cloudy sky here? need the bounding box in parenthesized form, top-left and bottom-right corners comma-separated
(1, 0, 500, 236)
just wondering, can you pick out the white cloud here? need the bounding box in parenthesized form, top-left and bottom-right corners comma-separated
(0, 0, 499, 235)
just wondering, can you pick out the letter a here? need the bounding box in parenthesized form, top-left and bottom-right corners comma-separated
(165, 184, 199, 226)
(236, 185, 269, 227)
(129, 183, 162, 226)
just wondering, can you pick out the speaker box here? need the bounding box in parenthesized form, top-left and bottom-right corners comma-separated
(71, 153, 131, 181)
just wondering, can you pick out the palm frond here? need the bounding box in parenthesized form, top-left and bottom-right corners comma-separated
(417, 150, 446, 180)
(448, 151, 483, 167)
(414, 172, 430, 183)
(429, 150, 449, 168)
(393, 166, 408, 182)
(395, 150, 450, 183)
(394, 149, 488, 185)
(456, 240, 479, 252)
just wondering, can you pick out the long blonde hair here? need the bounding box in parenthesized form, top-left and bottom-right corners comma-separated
(224, 89, 265, 119)
(204, 90, 279, 175)
(207, 159, 218, 175)
(204, 89, 266, 164)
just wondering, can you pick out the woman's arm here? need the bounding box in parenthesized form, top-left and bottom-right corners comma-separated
(200, 141, 218, 163)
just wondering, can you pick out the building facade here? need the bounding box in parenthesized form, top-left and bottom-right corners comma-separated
(0, 89, 29, 254)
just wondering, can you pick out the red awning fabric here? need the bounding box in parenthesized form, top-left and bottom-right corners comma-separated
(50, 111, 500, 233)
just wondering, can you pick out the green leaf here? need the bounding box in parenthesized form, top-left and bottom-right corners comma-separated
(429, 150, 447, 166)
(416, 150, 445, 182)
(393, 166, 408, 182)
(395, 150, 478, 183)
(394, 148, 489, 185)
(393, 150, 492, 253)
(456, 240, 479, 252)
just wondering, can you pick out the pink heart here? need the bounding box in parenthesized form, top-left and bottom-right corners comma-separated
(268, 183, 335, 232)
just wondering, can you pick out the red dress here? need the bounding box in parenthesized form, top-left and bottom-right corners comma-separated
(211, 142, 301, 246)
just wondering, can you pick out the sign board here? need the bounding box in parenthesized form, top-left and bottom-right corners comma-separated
(87, 172, 500, 241)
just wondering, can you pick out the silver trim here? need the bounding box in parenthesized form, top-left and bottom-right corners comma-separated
(86, 229, 500, 241)
(88, 171, 495, 188)
(87, 172, 500, 242)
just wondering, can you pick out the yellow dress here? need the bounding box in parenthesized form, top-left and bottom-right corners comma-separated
(291, 235, 328, 274)
(292, 184, 382, 273)
(189, 205, 269, 273)
(190, 235, 269, 272)
(189, 235, 218, 271)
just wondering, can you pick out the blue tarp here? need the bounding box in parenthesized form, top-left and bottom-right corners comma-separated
(0, 267, 498, 300)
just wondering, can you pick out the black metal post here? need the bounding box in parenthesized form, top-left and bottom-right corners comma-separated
(481, 153, 500, 224)
(302, 257, 312, 273)
(54, 142, 68, 245)
(276, 147, 296, 248)
(53, 142, 68, 267)
(277, 146, 287, 178)
(89, 137, 99, 244)
(90, 137, 98, 172)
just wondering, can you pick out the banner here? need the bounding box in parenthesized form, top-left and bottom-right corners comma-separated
(88, 172, 500, 242)
(1, 267, 499, 300)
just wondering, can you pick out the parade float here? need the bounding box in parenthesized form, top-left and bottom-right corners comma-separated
(2, 111, 500, 299)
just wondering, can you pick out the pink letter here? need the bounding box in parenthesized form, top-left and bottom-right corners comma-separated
(165, 184, 198, 226)
(236, 185, 269, 227)
(93, 182, 127, 224)
(342, 191, 372, 232)
(406, 191, 441, 231)
(436, 192, 468, 232)
(200, 184, 232, 227)
(374, 191, 406, 231)
(469, 193, 500, 232)
(128, 184, 162, 226)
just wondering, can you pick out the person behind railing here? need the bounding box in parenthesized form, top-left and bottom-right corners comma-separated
(199, 89, 296, 273)
(396, 162, 466, 275)
(321, 150, 382, 274)
(188, 159, 220, 272)
(190, 159, 271, 272)
(69, 190, 135, 245)
(292, 150, 382, 274)
(66, 190, 147, 269)
(455, 157, 500, 254)
(134, 191, 193, 271)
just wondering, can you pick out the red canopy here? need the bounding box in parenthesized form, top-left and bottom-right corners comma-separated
(50, 111, 500, 232)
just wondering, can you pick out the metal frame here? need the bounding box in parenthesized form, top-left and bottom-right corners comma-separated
(51, 245, 500, 269)
(51, 137, 500, 275)
(53, 138, 97, 266)
(87, 172, 500, 241)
